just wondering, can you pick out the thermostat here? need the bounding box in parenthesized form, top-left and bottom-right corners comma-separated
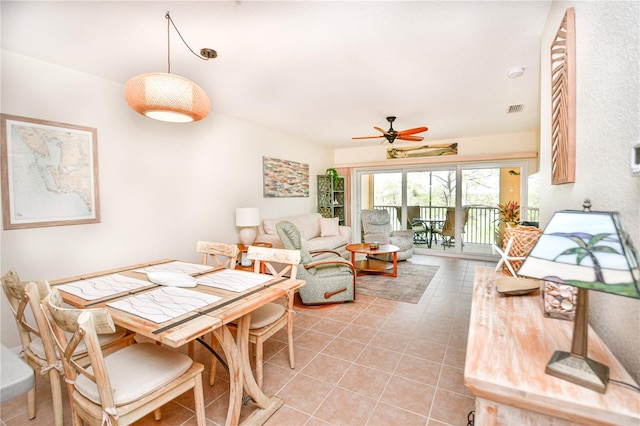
(632, 141, 640, 177)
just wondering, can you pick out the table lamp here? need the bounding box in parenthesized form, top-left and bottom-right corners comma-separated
(518, 200, 640, 393)
(236, 207, 260, 246)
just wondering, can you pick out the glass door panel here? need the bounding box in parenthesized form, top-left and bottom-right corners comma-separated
(354, 162, 530, 259)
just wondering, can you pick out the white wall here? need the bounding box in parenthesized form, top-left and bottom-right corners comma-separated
(539, 1, 640, 383)
(0, 51, 333, 347)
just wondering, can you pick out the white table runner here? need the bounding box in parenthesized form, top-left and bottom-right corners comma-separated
(56, 274, 151, 301)
(107, 287, 221, 324)
(196, 269, 274, 292)
(135, 261, 215, 275)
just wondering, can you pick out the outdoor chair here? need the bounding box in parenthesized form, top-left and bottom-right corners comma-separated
(276, 220, 356, 305)
(43, 287, 206, 426)
(361, 209, 414, 260)
(432, 206, 470, 248)
(395, 206, 428, 244)
(1, 269, 134, 426)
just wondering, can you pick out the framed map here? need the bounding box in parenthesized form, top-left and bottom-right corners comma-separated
(1, 115, 100, 229)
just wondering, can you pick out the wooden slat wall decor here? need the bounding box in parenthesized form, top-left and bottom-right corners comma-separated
(550, 8, 576, 185)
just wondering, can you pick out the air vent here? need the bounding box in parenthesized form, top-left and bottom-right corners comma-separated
(508, 104, 524, 113)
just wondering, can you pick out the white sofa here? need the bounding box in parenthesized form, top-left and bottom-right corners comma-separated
(256, 213, 351, 259)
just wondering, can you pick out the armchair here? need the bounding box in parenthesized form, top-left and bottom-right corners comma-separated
(276, 220, 356, 305)
(361, 209, 414, 261)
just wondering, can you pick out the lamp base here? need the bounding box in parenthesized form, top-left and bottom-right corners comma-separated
(545, 350, 609, 393)
(239, 227, 257, 246)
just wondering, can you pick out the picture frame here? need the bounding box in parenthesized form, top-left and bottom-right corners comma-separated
(262, 156, 309, 198)
(1, 114, 100, 229)
(550, 8, 576, 184)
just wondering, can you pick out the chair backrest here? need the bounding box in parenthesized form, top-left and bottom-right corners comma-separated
(195, 241, 239, 269)
(1, 269, 58, 366)
(43, 288, 118, 411)
(395, 206, 423, 229)
(361, 209, 392, 236)
(247, 246, 301, 279)
(441, 206, 470, 237)
(275, 221, 314, 266)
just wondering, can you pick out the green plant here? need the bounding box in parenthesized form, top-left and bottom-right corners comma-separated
(497, 200, 520, 226)
(325, 168, 339, 187)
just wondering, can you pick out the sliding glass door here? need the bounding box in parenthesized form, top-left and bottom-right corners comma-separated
(354, 161, 537, 258)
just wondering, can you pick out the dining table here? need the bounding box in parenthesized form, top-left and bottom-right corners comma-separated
(50, 259, 305, 426)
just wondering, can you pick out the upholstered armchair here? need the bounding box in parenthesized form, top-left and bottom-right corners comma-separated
(276, 221, 356, 305)
(361, 209, 414, 261)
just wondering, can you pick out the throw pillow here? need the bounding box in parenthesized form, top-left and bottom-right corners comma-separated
(320, 217, 340, 237)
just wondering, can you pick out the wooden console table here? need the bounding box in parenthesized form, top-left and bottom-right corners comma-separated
(464, 267, 640, 425)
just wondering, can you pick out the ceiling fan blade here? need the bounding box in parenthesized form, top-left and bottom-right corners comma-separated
(352, 135, 385, 140)
(374, 126, 390, 135)
(397, 126, 428, 136)
(397, 135, 424, 142)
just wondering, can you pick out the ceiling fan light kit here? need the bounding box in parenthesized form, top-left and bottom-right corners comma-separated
(124, 12, 214, 123)
(352, 116, 428, 144)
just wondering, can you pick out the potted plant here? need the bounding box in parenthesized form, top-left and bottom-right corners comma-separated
(325, 168, 340, 188)
(498, 200, 520, 228)
(495, 200, 520, 247)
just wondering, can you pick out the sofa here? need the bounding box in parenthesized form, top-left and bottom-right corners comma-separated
(256, 213, 351, 259)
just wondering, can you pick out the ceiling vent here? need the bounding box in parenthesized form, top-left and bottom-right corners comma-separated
(508, 104, 524, 113)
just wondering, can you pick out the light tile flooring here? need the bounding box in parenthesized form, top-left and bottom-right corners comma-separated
(0, 255, 491, 426)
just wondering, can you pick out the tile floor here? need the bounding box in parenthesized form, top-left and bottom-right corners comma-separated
(0, 255, 491, 425)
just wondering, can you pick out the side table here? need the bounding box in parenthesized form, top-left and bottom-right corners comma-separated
(236, 242, 273, 271)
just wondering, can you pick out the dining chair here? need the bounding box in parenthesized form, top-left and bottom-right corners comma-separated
(0, 269, 134, 426)
(196, 240, 240, 269)
(194, 241, 239, 385)
(42, 287, 206, 426)
(240, 245, 301, 389)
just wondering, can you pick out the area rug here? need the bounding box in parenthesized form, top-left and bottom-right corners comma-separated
(356, 262, 439, 304)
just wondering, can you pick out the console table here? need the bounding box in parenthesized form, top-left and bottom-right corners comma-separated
(464, 267, 640, 425)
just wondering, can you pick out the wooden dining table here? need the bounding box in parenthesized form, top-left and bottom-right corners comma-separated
(50, 259, 305, 426)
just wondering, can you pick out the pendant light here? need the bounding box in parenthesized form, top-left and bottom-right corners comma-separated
(125, 12, 215, 123)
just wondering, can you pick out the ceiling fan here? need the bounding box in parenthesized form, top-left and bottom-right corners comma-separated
(352, 116, 428, 144)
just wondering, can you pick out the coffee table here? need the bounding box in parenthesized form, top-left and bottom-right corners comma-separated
(346, 243, 399, 277)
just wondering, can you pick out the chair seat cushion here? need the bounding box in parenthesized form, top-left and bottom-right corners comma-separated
(250, 303, 285, 329)
(75, 342, 193, 406)
(29, 326, 128, 360)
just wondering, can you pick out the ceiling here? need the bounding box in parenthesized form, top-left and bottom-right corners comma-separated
(1, 1, 551, 147)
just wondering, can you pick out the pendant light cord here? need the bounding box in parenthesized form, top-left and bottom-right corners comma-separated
(165, 12, 210, 74)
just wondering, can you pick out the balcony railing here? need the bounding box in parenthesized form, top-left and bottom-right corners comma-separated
(375, 205, 540, 246)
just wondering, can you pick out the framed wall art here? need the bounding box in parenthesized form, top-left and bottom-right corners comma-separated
(263, 156, 309, 198)
(1, 114, 100, 229)
(550, 8, 576, 184)
(387, 143, 458, 159)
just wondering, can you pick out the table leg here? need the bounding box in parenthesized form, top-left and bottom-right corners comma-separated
(213, 314, 284, 426)
(392, 252, 398, 277)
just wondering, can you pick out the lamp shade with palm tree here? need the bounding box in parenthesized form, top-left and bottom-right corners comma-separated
(518, 204, 639, 393)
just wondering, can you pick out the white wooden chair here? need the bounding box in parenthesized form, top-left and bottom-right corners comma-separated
(0, 269, 134, 426)
(243, 246, 301, 388)
(196, 240, 240, 270)
(194, 241, 239, 385)
(43, 287, 206, 426)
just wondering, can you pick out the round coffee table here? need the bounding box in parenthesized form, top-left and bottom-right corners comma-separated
(345, 243, 400, 277)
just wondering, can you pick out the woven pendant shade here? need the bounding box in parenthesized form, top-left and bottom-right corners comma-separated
(124, 72, 211, 123)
